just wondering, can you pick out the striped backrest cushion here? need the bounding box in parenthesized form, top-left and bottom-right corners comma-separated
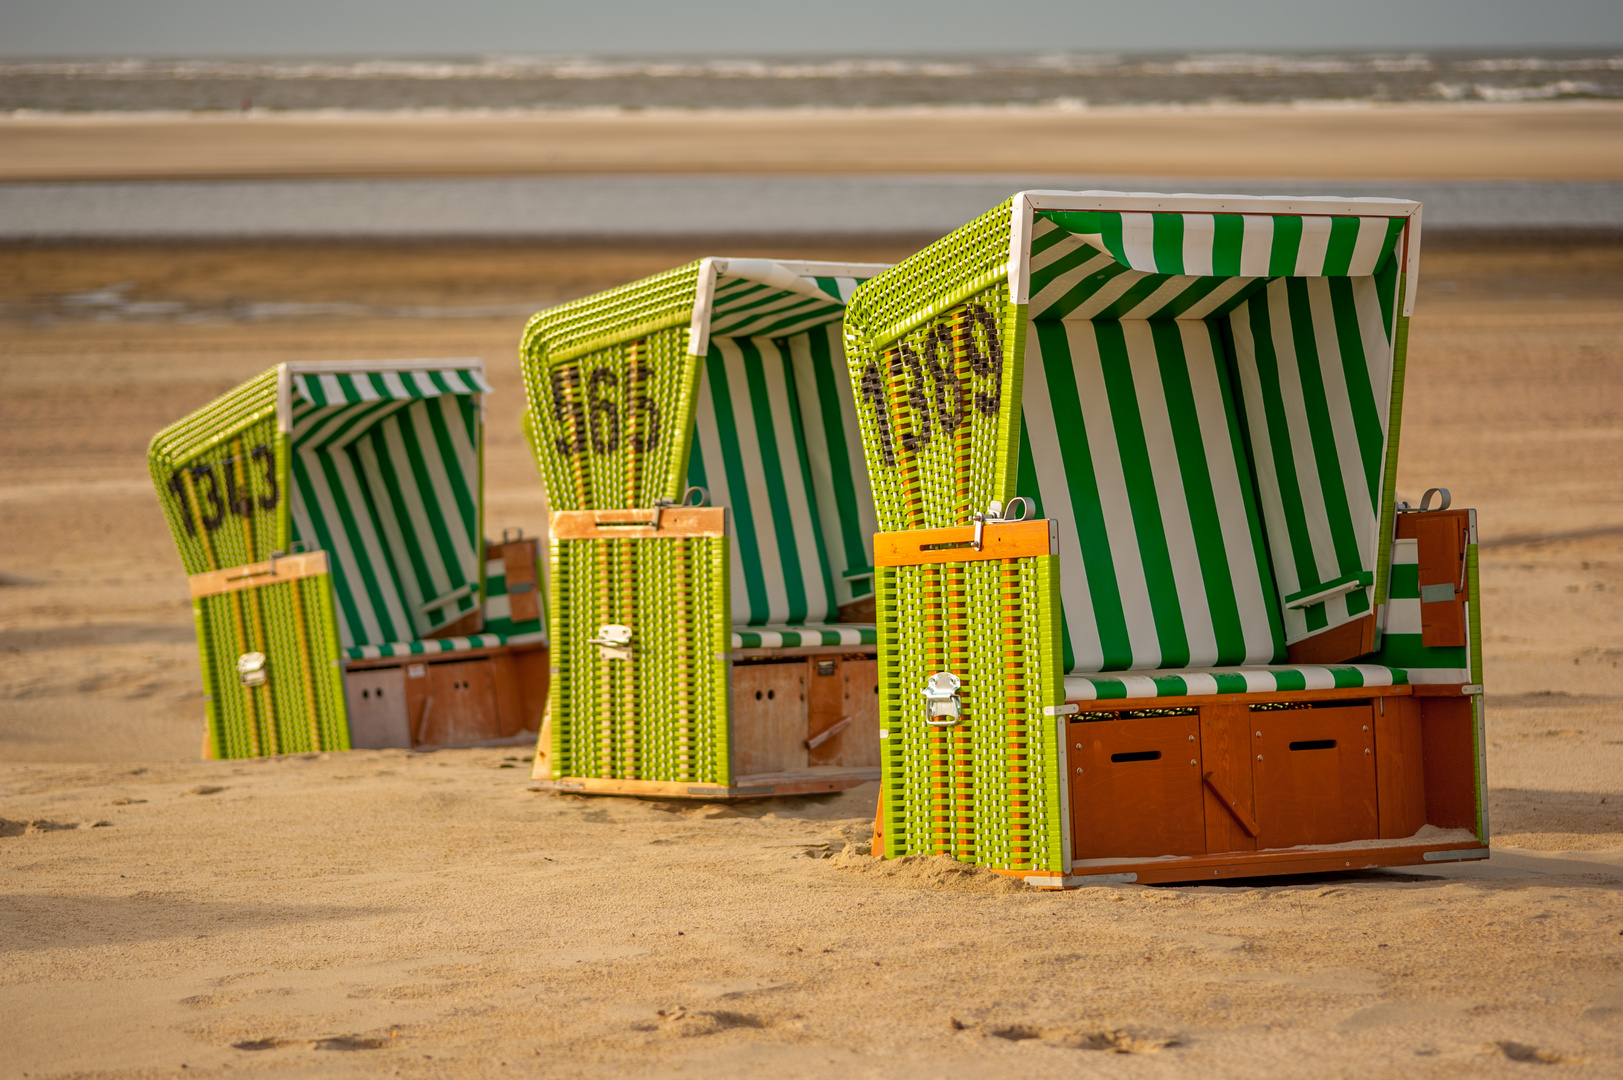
(1018, 317, 1284, 672)
(1226, 276, 1393, 643)
(289, 395, 481, 648)
(686, 324, 877, 625)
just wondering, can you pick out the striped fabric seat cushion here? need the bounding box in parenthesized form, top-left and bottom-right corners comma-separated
(290, 390, 482, 649)
(687, 322, 879, 624)
(344, 632, 542, 661)
(731, 624, 878, 650)
(1065, 663, 1407, 702)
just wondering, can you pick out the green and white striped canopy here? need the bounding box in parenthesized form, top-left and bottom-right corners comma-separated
(283, 362, 487, 650)
(1007, 192, 1417, 671)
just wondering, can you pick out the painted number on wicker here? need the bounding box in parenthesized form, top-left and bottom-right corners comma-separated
(548, 358, 662, 459)
(166, 444, 278, 536)
(859, 303, 1002, 470)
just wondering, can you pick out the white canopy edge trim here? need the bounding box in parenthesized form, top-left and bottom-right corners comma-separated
(275, 358, 488, 433)
(686, 258, 886, 359)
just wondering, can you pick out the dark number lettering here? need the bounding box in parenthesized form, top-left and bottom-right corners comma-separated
(220, 456, 253, 518)
(629, 354, 660, 453)
(190, 464, 226, 532)
(250, 444, 279, 511)
(923, 323, 965, 437)
(167, 470, 196, 536)
(966, 304, 1003, 418)
(549, 366, 587, 457)
(859, 362, 896, 468)
(895, 346, 932, 453)
(587, 368, 620, 455)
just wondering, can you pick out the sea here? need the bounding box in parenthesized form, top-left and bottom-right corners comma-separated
(3, 49, 1621, 113)
(2, 50, 1620, 244)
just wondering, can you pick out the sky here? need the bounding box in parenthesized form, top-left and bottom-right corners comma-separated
(2, 0, 1621, 56)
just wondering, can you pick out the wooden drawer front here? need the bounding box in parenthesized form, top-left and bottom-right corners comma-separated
(409, 659, 500, 748)
(1253, 706, 1378, 848)
(1069, 714, 1206, 860)
(344, 666, 410, 749)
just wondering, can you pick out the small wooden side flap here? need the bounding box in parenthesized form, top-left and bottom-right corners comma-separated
(874, 519, 1057, 567)
(493, 536, 542, 623)
(189, 550, 330, 599)
(1410, 512, 1470, 648)
(551, 507, 727, 540)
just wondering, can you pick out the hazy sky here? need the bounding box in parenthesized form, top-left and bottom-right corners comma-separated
(3, 0, 1621, 56)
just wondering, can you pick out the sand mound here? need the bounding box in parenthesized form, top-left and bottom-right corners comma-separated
(829, 846, 1029, 893)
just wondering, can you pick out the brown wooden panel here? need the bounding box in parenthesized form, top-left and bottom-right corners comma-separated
(1253, 706, 1378, 848)
(1285, 613, 1376, 664)
(344, 665, 411, 749)
(1069, 714, 1206, 860)
(1420, 695, 1480, 833)
(730, 661, 808, 777)
(1374, 695, 1428, 838)
(424, 606, 484, 640)
(550, 507, 726, 540)
(1413, 513, 1470, 648)
(511, 645, 551, 734)
(1073, 684, 1410, 712)
(873, 519, 1056, 566)
(490, 651, 524, 739)
(414, 658, 503, 748)
(495, 537, 542, 623)
(803, 657, 880, 768)
(1199, 704, 1258, 854)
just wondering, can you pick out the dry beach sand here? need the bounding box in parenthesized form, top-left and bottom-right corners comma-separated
(0, 236, 1621, 1077)
(3, 102, 1623, 182)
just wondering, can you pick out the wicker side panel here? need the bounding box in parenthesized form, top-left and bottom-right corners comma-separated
(524, 326, 701, 512)
(150, 413, 290, 575)
(549, 535, 730, 783)
(876, 553, 1065, 872)
(847, 284, 1024, 532)
(194, 572, 349, 760)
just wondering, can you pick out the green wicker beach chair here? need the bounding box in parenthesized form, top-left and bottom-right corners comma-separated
(522, 258, 887, 797)
(150, 359, 549, 759)
(845, 192, 1486, 885)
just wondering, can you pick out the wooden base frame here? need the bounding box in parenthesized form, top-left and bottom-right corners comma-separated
(342, 644, 549, 751)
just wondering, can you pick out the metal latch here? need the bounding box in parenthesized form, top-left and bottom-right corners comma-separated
(236, 651, 268, 687)
(588, 624, 633, 661)
(968, 496, 1032, 551)
(650, 485, 710, 530)
(922, 671, 963, 725)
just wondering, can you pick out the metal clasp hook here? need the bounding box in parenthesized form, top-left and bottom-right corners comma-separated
(922, 671, 963, 725)
(968, 496, 1032, 551)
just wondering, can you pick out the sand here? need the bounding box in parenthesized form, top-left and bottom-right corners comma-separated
(1, 238, 1621, 1077)
(4, 103, 1623, 182)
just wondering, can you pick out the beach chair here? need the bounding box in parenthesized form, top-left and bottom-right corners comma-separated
(522, 258, 887, 797)
(149, 359, 549, 759)
(844, 192, 1487, 886)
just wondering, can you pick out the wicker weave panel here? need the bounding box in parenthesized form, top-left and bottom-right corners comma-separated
(195, 571, 349, 760)
(876, 553, 1064, 872)
(150, 410, 289, 576)
(549, 534, 730, 784)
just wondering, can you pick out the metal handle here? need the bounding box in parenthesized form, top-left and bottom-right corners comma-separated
(1419, 487, 1451, 512)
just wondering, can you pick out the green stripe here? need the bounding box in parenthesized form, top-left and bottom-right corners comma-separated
(362, 420, 438, 617)
(1284, 278, 1364, 578)
(1328, 278, 1386, 508)
(1269, 216, 1303, 277)
(740, 338, 809, 622)
(1030, 238, 1108, 301)
(1038, 258, 1133, 321)
(318, 450, 400, 641)
(1212, 214, 1245, 276)
(289, 450, 366, 642)
(402, 401, 472, 602)
(1151, 213, 1185, 274)
(776, 340, 837, 618)
(1324, 217, 1361, 276)
(1036, 321, 1130, 668)
(1144, 275, 1229, 320)
(1096, 272, 1177, 320)
(1150, 321, 1246, 662)
(809, 326, 870, 576)
(1094, 320, 1189, 667)
(1375, 634, 1469, 671)
(704, 346, 769, 622)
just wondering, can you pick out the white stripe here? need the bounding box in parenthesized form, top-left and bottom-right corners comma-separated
(409, 396, 479, 578)
(1385, 599, 1422, 635)
(484, 594, 512, 621)
(1117, 274, 1202, 320)
(1069, 321, 1159, 668)
(1067, 266, 1150, 322)
(1348, 663, 1395, 686)
(301, 448, 383, 645)
(1120, 320, 1217, 666)
(317, 372, 345, 404)
(354, 430, 432, 634)
(1241, 669, 1276, 693)
(788, 331, 855, 604)
(1118, 212, 1158, 270)
(410, 371, 442, 397)
(484, 558, 505, 579)
(1023, 322, 1102, 672)
(1181, 322, 1279, 664)
(438, 370, 472, 394)
(1175, 276, 1253, 322)
(1392, 537, 1419, 565)
(1116, 675, 1161, 698)
(1347, 217, 1390, 276)
(720, 339, 788, 623)
(1062, 675, 1099, 701)
(1180, 673, 1220, 696)
(325, 399, 413, 451)
(1352, 276, 1396, 428)
(1028, 224, 1087, 273)
(329, 447, 413, 641)
(380, 370, 411, 399)
(1298, 666, 1338, 691)
(1181, 214, 1216, 276)
(1238, 216, 1274, 277)
(1294, 216, 1334, 276)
